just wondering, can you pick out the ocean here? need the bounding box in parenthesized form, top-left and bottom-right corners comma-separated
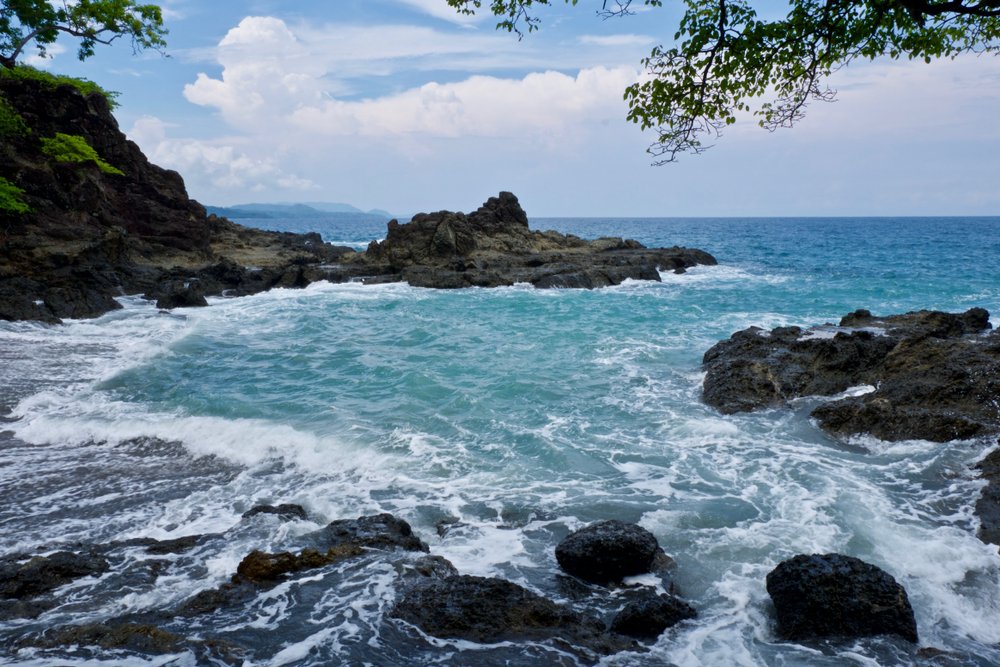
(2, 216, 999, 666)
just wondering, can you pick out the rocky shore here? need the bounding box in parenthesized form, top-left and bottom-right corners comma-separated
(0, 69, 715, 324)
(4, 507, 923, 663)
(702, 307, 1000, 548)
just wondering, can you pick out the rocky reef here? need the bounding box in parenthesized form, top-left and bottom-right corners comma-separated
(703, 308, 1000, 550)
(342, 191, 717, 289)
(703, 308, 999, 442)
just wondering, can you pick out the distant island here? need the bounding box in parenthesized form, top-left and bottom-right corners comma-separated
(206, 202, 395, 221)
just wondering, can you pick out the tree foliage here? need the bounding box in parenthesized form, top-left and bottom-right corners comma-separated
(40, 132, 124, 175)
(0, 0, 166, 70)
(447, 0, 1000, 162)
(0, 176, 29, 214)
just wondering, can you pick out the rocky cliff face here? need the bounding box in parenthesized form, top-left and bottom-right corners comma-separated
(0, 70, 345, 323)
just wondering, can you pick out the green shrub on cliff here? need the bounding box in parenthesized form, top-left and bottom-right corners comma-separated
(41, 132, 124, 175)
(0, 65, 119, 109)
(0, 177, 29, 214)
(0, 95, 27, 136)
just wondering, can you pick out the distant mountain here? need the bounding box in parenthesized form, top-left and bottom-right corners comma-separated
(205, 202, 396, 220)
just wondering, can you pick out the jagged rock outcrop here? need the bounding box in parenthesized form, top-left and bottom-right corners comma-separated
(702, 308, 999, 442)
(342, 192, 717, 288)
(765, 553, 918, 643)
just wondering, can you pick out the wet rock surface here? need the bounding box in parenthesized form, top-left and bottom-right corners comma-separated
(21, 621, 243, 664)
(610, 590, 697, 639)
(390, 574, 637, 657)
(765, 553, 918, 643)
(343, 192, 716, 289)
(702, 308, 999, 442)
(306, 513, 429, 553)
(241, 503, 308, 521)
(975, 444, 1000, 547)
(0, 551, 109, 599)
(555, 520, 664, 584)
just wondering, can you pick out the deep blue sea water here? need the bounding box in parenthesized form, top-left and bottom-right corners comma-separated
(1, 216, 999, 666)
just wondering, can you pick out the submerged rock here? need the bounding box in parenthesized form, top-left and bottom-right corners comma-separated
(765, 553, 917, 643)
(235, 546, 363, 585)
(610, 590, 697, 639)
(307, 513, 429, 553)
(0, 551, 109, 599)
(22, 622, 243, 664)
(555, 520, 664, 584)
(975, 444, 1000, 547)
(390, 574, 636, 656)
(702, 308, 999, 442)
(241, 503, 308, 521)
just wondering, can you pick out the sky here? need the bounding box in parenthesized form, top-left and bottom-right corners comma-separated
(28, 0, 1000, 217)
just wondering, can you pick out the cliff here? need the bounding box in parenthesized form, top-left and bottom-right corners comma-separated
(0, 67, 346, 323)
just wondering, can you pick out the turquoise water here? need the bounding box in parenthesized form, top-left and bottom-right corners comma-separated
(2, 217, 999, 665)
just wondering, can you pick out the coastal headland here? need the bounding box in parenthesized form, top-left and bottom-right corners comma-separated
(0, 68, 715, 324)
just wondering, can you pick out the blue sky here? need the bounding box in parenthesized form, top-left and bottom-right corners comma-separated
(31, 0, 1000, 216)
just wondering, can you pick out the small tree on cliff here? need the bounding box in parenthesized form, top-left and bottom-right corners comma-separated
(446, 0, 1000, 162)
(0, 0, 166, 70)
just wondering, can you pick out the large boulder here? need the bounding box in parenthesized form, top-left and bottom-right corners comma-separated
(765, 553, 917, 643)
(390, 574, 636, 656)
(555, 520, 663, 584)
(702, 308, 999, 442)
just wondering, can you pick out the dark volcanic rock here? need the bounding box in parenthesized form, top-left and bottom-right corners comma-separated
(350, 192, 716, 289)
(555, 520, 662, 584)
(0, 551, 109, 599)
(975, 444, 1000, 547)
(234, 546, 363, 585)
(610, 591, 697, 639)
(152, 280, 208, 309)
(307, 513, 428, 553)
(391, 574, 636, 656)
(702, 308, 999, 442)
(765, 553, 917, 643)
(23, 621, 242, 663)
(241, 503, 308, 521)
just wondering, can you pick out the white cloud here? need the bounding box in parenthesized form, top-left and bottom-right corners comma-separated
(184, 17, 327, 129)
(184, 16, 638, 141)
(578, 34, 654, 47)
(22, 43, 67, 67)
(394, 0, 487, 25)
(127, 115, 318, 193)
(290, 66, 637, 140)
